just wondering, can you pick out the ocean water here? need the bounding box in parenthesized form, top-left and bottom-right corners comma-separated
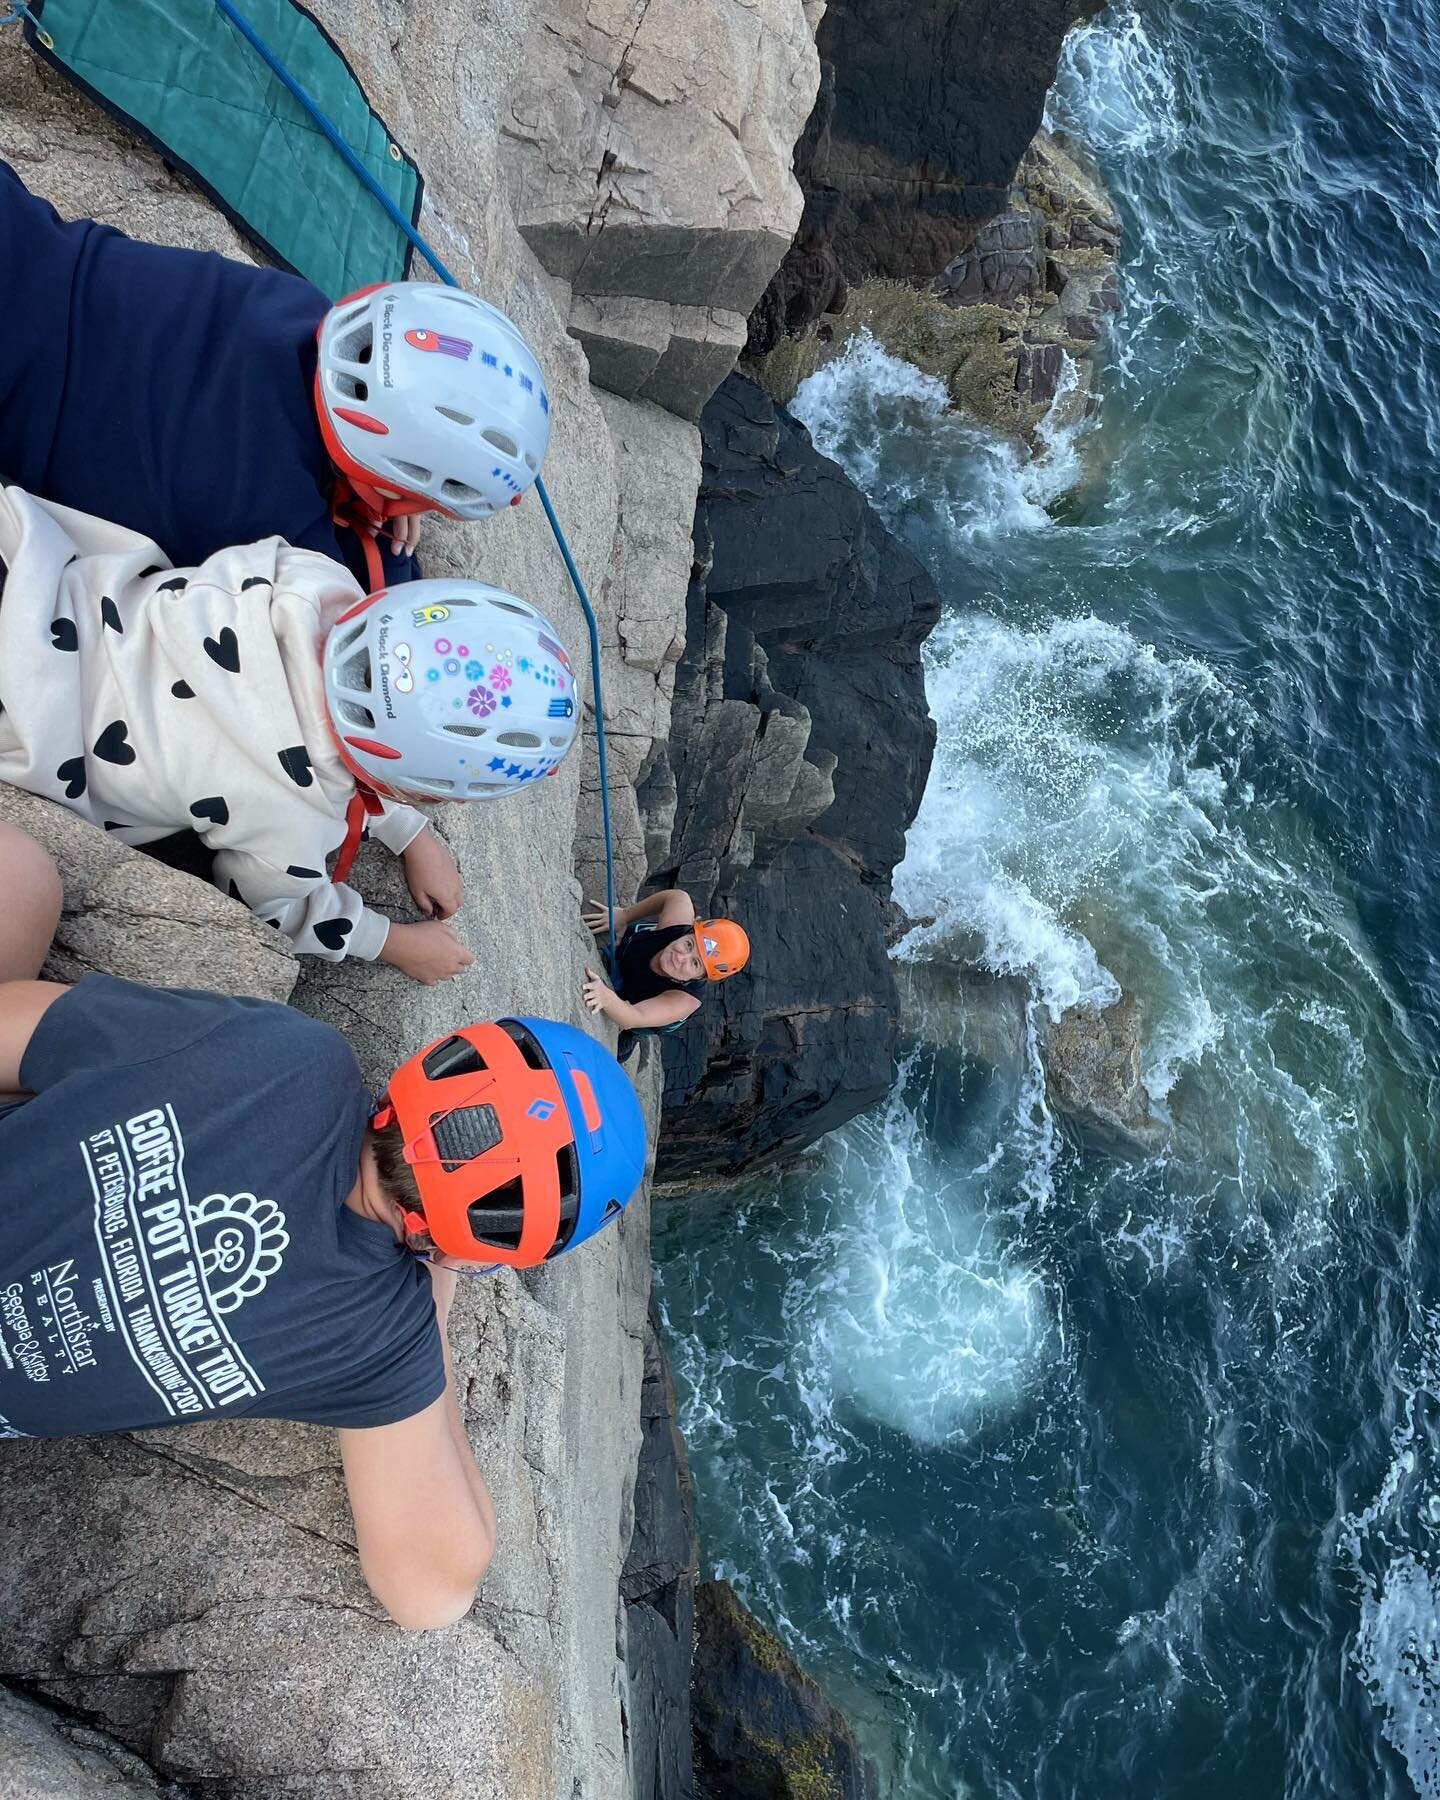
(653, 3, 1440, 1796)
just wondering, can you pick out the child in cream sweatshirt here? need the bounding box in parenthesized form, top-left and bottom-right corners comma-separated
(0, 486, 470, 983)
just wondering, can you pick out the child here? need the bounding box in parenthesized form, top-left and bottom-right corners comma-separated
(0, 819, 645, 1628)
(0, 484, 580, 981)
(581, 888, 750, 1040)
(0, 158, 550, 592)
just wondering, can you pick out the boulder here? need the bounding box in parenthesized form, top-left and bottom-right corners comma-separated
(500, 0, 819, 417)
(1043, 990, 1164, 1149)
(751, 131, 1122, 448)
(691, 1582, 877, 1800)
(748, 0, 1104, 347)
(642, 375, 938, 1180)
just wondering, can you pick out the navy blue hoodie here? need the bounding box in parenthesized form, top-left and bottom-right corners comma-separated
(0, 159, 412, 589)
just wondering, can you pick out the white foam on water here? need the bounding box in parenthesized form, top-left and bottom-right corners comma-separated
(791, 312, 1422, 1255)
(1045, 7, 1180, 156)
(1341, 1312, 1440, 1796)
(792, 332, 1091, 539)
(795, 1079, 1053, 1447)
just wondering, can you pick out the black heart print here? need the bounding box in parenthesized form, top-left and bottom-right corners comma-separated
(312, 917, 353, 951)
(93, 720, 136, 765)
(277, 745, 314, 788)
(56, 756, 86, 799)
(189, 796, 230, 827)
(50, 618, 78, 651)
(203, 627, 241, 673)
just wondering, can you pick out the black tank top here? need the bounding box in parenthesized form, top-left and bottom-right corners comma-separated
(613, 923, 701, 1003)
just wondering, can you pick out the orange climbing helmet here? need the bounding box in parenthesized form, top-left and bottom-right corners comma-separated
(371, 1017, 645, 1268)
(693, 918, 750, 982)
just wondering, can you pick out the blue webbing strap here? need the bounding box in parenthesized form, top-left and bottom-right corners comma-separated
(207, 0, 621, 974)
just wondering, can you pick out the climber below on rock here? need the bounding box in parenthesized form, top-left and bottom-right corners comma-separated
(0, 158, 551, 593)
(0, 483, 581, 981)
(581, 888, 750, 1053)
(0, 819, 646, 1630)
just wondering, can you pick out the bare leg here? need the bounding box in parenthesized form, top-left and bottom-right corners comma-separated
(0, 819, 62, 983)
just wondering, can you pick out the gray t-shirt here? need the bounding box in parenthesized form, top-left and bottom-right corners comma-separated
(0, 974, 444, 1439)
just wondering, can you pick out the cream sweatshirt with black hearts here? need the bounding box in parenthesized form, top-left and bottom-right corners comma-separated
(0, 486, 426, 961)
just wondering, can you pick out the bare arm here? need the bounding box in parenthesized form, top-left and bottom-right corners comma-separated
(337, 1268, 494, 1630)
(0, 821, 68, 1098)
(580, 967, 699, 1032)
(584, 888, 696, 936)
(0, 980, 69, 1100)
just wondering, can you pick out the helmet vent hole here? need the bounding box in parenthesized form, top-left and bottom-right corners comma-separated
(421, 1037, 488, 1080)
(431, 1102, 502, 1171)
(549, 734, 569, 748)
(444, 724, 488, 738)
(497, 1020, 549, 1071)
(407, 775, 456, 795)
(333, 372, 369, 402)
(497, 730, 542, 750)
(440, 478, 482, 504)
(482, 429, 519, 458)
(493, 600, 533, 618)
(436, 405, 475, 426)
(467, 1178, 524, 1251)
(389, 458, 432, 484)
(340, 648, 372, 691)
(334, 322, 373, 364)
(337, 698, 375, 729)
(524, 452, 538, 472)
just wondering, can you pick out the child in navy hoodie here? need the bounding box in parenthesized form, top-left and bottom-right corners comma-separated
(0, 158, 551, 594)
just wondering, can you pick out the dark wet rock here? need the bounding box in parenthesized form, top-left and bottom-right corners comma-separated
(749, 0, 1104, 347)
(623, 1308, 699, 1800)
(691, 1581, 877, 1800)
(642, 374, 939, 1180)
(1044, 991, 1165, 1147)
(750, 132, 1122, 455)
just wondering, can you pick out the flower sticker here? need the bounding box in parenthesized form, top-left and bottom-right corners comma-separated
(467, 684, 497, 718)
(490, 665, 512, 691)
(465, 660, 483, 680)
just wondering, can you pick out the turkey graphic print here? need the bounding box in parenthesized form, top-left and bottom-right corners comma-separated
(62, 1104, 289, 1416)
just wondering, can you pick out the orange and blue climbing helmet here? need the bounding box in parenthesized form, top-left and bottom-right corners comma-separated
(371, 1017, 645, 1269)
(693, 918, 750, 981)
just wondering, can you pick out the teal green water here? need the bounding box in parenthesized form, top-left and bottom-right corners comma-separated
(656, 3, 1440, 1794)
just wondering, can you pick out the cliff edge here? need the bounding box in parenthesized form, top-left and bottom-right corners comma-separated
(0, 2, 816, 1794)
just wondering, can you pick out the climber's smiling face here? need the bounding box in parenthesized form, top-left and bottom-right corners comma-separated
(654, 931, 703, 983)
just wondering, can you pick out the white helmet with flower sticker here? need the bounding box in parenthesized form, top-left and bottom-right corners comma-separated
(323, 579, 579, 801)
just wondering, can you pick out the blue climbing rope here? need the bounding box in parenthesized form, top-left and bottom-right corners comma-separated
(207, 0, 621, 973)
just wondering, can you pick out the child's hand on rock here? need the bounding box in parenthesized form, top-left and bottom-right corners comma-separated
(381, 919, 474, 985)
(403, 827, 464, 920)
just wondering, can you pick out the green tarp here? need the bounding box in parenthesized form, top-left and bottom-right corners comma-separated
(23, 0, 422, 298)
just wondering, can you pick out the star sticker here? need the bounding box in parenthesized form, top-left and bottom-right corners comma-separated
(488, 756, 508, 772)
